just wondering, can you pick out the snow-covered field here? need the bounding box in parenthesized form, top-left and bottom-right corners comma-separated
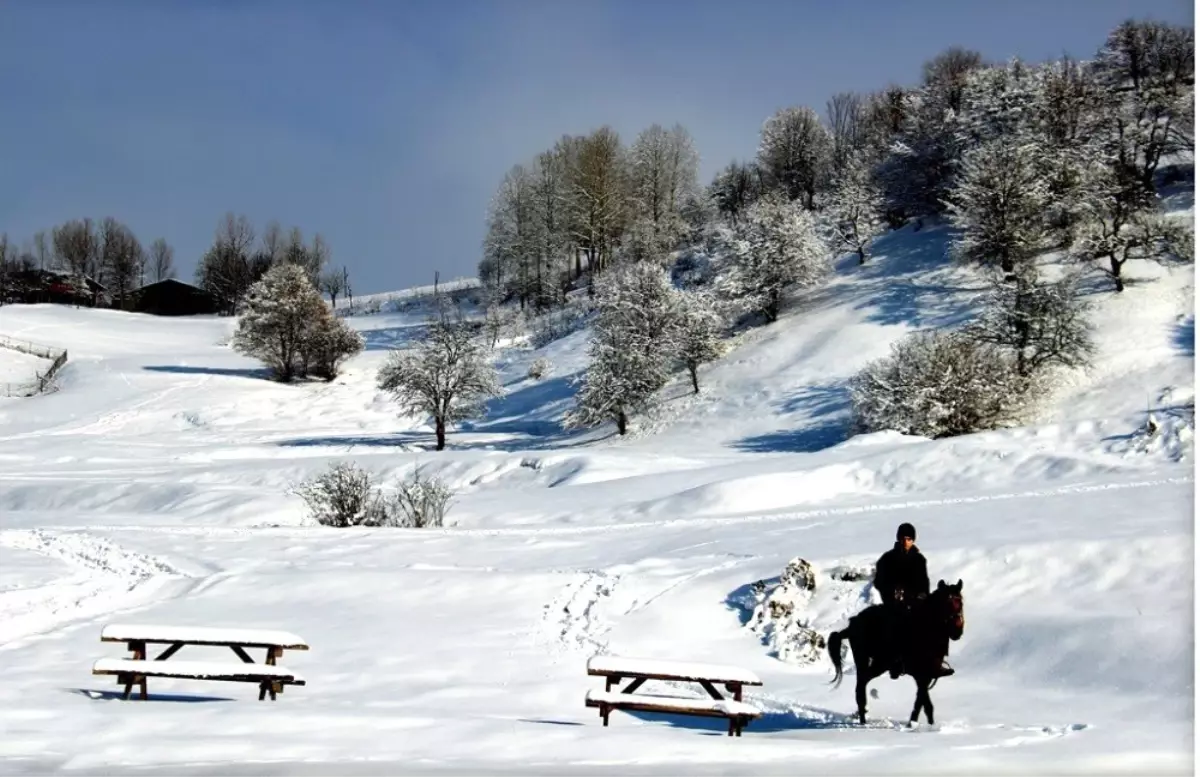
(0, 208, 1193, 774)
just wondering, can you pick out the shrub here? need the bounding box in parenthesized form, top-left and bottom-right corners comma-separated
(849, 329, 1030, 438)
(527, 357, 550, 380)
(295, 461, 456, 528)
(384, 466, 455, 528)
(293, 462, 387, 527)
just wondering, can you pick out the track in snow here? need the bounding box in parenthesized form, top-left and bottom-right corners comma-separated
(0, 529, 194, 648)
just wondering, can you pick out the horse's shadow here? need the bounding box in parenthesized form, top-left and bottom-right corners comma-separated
(618, 702, 870, 735)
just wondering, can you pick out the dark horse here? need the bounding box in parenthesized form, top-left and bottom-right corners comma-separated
(827, 579, 965, 727)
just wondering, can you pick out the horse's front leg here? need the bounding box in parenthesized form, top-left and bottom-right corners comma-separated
(909, 677, 932, 727)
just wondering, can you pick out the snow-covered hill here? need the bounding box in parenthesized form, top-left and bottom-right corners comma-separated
(0, 194, 1192, 774)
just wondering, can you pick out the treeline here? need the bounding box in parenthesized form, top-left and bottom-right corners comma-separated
(0, 212, 354, 314)
(480, 19, 1193, 299)
(474, 18, 1194, 440)
(0, 218, 176, 307)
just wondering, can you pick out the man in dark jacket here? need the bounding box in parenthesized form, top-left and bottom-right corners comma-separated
(873, 522, 931, 679)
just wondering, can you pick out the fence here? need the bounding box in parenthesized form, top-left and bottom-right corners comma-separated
(0, 334, 69, 397)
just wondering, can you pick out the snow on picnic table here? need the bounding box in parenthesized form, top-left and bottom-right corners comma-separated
(100, 623, 309, 648)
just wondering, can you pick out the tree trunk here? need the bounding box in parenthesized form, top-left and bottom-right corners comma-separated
(1110, 256, 1125, 292)
(857, 247, 866, 265)
(689, 365, 700, 394)
(616, 410, 627, 436)
(435, 416, 446, 450)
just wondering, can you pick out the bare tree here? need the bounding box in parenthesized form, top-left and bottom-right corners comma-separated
(260, 220, 285, 264)
(149, 238, 175, 282)
(320, 268, 345, 308)
(195, 212, 259, 314)
(826, 92, 865, 169)
(100, 217, 144, 309)
(33, 231, 49, 272)
(757, 105, 833, 209)
(52, 218, 98, 306)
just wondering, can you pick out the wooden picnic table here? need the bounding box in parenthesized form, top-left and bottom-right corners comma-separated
(585, 655, 764, 736)
(93, 623, 309, 701)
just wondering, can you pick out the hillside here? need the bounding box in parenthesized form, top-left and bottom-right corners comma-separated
(0, 197, 1192, 775)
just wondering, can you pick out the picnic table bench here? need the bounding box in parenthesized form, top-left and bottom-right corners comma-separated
(585, 655, 763, 736)
(92, 623, 309, 701)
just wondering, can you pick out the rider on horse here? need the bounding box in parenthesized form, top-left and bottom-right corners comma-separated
(873, 523, 953, 679)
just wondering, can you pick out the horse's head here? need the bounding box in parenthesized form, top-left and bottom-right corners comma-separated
(935, 578, 965, 641)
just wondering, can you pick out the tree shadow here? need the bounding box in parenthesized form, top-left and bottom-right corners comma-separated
(67, 687, 234, 703)
(848, 223, 986, 329)
(358, 323, 430, 352)
(142, 365, 274, 380)
(275, 432, 426, 449)
(1173, 315, 1194, 357)
(731, 383, 853, 454)
(723, 578, 774, 627)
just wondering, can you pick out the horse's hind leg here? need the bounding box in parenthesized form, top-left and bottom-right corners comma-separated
(855, 675, 869, 725)
(922, 681, 935, 725)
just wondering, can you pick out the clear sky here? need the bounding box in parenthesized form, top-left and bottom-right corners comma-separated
(0, 0, 1192, 295)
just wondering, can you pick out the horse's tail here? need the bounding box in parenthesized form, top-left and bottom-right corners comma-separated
(828, 627, 849, 688)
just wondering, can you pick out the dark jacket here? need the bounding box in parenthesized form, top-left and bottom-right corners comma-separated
(873, 543, 930, 604)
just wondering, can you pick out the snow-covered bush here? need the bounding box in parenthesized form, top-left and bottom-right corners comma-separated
(377, 308, 502, 451)
(850, 329, 1030, 438)
(295, 461, 457, 528)
(384, 466, 455, 528)
(824, 152, 888, 264)
(746, 558, 828, 665)
(303, 312, 365, 381)
(294, 462, 387, 528)
(527, 357, 551, 380)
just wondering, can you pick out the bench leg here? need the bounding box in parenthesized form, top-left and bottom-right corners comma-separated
(602, 705, 610, 727)
(122, 676, 133, 701)
(727, 718, 735, 737)
(138, 676, 148, 701)
(259, 682, 268, 701)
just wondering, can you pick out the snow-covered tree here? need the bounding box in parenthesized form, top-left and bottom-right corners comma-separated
(376, 307, 502, 451)
(757, 106, 832, 208)
(232, 263, 331, 381)
(628, 123, 700, 256)
(302, 310, 364, 381)
(1072, 171, 1188, 292)
(1091, 19, 1194, 194)
(565, 263, 680, 435)
(708, 160, 763, 224)
(824, 153, 887, 264)
(944, 136, 1050, 276)
(849, 329, 1029, 439)
(964, 271, 1095, 378)
(674, 289, 725, 393)
(718, 194, 829, 323)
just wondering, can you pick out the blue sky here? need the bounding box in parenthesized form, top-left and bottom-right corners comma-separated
(0, 0, 1192, 295)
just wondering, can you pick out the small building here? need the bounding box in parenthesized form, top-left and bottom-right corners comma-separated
(131, 278, 219, 316)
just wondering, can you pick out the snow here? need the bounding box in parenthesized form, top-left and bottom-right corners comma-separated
(100, 623, 309, 649)
(0, 197, 1192, 774)
(92, 658, 304, 681)
(586, 655, 762, 685)
(584, 689, 762, 718)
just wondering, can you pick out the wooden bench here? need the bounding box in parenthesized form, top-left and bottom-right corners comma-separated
(585, 655, 764, 736)
(94, 623, 309, 701)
